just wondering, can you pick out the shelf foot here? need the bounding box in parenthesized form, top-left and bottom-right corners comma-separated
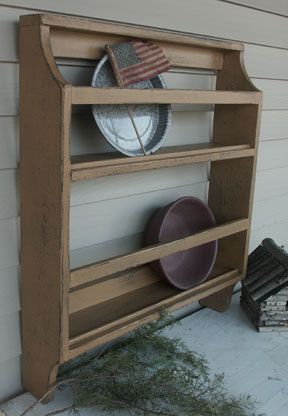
(199, 284, 235, 312)
(22, 359, 59, 402)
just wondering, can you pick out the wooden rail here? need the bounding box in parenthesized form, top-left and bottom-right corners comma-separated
(71, 144, 254, 181)
(70, 218, 249, 288)
(71, 87, 261, 105)
(69, 268, 241, 358)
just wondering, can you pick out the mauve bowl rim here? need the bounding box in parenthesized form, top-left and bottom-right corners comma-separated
(155, 196, 219, 290)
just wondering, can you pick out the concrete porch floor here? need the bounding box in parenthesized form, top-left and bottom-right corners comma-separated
(1, 293, 288, 416)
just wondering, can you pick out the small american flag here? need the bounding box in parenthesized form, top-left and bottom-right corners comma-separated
(109, 41, 171, 86)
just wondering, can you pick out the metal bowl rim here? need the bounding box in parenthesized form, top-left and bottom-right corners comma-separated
(91, 54, 172, 156)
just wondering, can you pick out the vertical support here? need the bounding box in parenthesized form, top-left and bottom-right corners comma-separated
(20, 21, 70, 399)
(201, 285, 234, 312)
(202, 51, 262, 312)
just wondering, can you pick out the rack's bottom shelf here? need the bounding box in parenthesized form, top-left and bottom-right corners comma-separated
(68, 264, 241, 358)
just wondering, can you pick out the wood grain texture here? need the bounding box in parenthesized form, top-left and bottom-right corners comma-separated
(71, 87, 261, 105)
(69, 267, 161, 314)
(71, 144, 254, 181)
(21, 13, 242, 50)
(200, 284, 235, 312)
(51, 29, 224, 69)
(20, 23, 70, 398)
(204, 50, 262, 310)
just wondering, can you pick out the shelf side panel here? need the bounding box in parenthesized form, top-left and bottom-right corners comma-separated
(20, 24, 70, 399)
(208, 50, 262, 278)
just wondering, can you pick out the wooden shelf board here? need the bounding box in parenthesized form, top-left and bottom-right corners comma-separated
(20, 14, 243, 52)
(69, 266, 241, 358)
(71, 144, 255, 181)
(71, 87, 261, 105)
(70, 218, 249, 289)
(51, 31, 224, 70)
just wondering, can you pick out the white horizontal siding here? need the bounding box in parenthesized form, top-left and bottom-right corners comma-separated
(252, 193, 288, 231)
(71, 164, 208, 206)
(70, 181, 208, 250)
(226, 0, 288, 17)
(2, 0, 288, 48)
(0, 356, 22, 402)
(245, 45, 288, 80)
(2, 62, 288, 116)
(0, 0, 287, 402)
(260, 111, 288, 141)
(254, 167, 288, 202)
(250, 218, 288, 252)
(0, 266, 20, 316)
(0, 170, 18, 220)
(0, 312, 21, 363)
(0, 116, 19, 169)
(0, 218, 19, 272)
(257, 139, 288, 171)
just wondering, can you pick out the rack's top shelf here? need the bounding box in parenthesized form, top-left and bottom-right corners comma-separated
(20, 13, 243, 51)
(19, 13, 260, 95)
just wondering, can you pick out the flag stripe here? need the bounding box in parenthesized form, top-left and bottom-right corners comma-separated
(134, 43, 159, 53)
(133, 42, 158, 49)
(122, 65, 171, 86)
(122, 61, 171, 83)
(120, 59, 168, 80)
(121, 55, 166, 76)
(136, 49, 164, 60)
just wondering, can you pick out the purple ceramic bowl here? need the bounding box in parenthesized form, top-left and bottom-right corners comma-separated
(145, 196, 218, 290)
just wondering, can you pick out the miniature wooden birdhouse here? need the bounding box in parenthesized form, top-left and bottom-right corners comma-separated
(241, 238, 288, 332)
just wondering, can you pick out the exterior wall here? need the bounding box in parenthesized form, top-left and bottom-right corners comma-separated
(0, 0, 288, 401)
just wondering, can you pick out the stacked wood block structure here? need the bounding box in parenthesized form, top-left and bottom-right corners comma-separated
(241, 239, 288, 331)
(19, 13, 262, 399)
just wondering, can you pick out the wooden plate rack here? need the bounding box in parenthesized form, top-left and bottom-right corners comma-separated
(19, 13, 262, 399)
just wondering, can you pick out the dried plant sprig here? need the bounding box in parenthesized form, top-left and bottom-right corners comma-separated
(19, 315, 264, 416)
(65, 316, 263, 416)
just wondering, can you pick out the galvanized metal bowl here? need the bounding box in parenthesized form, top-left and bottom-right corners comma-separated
(91, 55, 172, 157)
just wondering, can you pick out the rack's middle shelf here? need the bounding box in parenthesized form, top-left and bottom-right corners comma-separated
(71, 87, 262, 105)
(71, 143, 255, 181)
